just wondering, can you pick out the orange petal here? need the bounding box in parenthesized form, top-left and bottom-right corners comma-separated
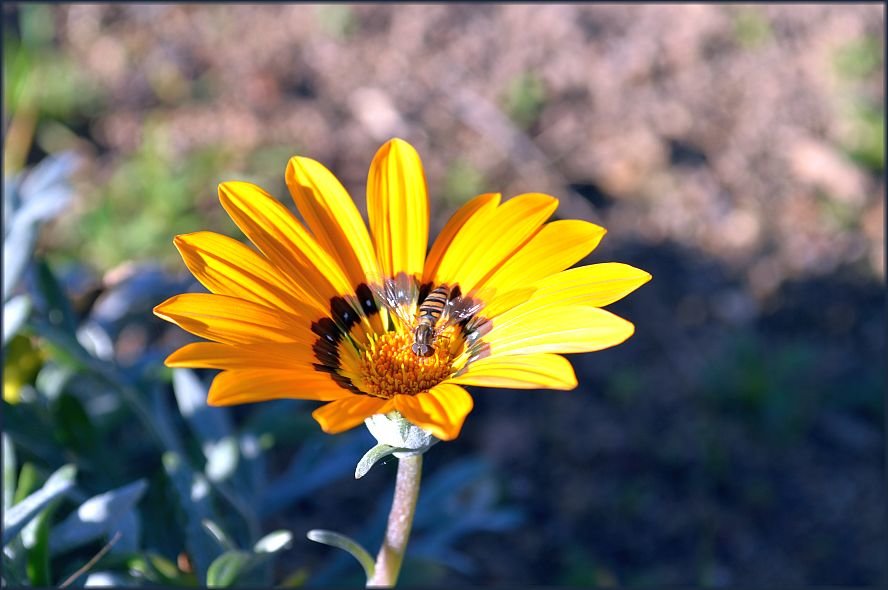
(207, 369, 349, 406)
(154, 293, 310, 345)
(451, 353, 577, 390)
(174, 231, 308, 316)
(433, 193, 558, 294)
(367, 139, 429, 279)
(481, 303, 636, 356)
(476, 220, 606, 301)
(532, 263, 652, 308)
(218, 181, 355, 315)
(311, 395, 391, 434)
(286, 156, 381, 287)
(423, 192, 501, 284)
(165, 341, 318, 370)
(473, 287, 537, 320)
(394, 384, 473, 441)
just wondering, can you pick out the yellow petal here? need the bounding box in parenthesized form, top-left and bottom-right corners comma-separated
(532, 263, 652, 308)
(451, 353, 577, 390)
(218, 181, 355, 315)
(473, 287, 536, 320)
(394, 384, 473, 441)
(433, 193, 558, 294)
(154, 293, 310, 345)
(367, 139, 429, 279)
(165, 342, 317, 370)
(286, 156, 381, 287)
(477, 220, 606, 301)
(208, 369, 349, 406)
(312, 395, 391, 434)
(423, 192, 501, 284)
(482, 303, 636, 356)
(174, 231, 308, 316)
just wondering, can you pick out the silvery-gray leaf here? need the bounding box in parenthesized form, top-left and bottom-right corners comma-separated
(2, 222, 36, 302)
(364, 411, 438, 458)
(253, 530, 292, 554)
(2, 435, 15, 511)
(49, 479, 148, 554)
(3, 464, 76, 545)
(2, 295, 30, 344)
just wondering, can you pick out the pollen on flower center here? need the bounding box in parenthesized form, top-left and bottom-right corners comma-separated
(359, 328, 458, 399)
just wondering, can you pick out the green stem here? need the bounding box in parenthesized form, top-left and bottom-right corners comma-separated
(366, 454, 423, 588)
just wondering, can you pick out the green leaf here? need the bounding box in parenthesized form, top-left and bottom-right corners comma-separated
(24, 498, 55, 586)
(306, 529, 375, 581)
(124, 552, 193, 586)
(205, 550, 253, 588)
(147, 553, 185, 582)
(4, 464, 76, 545)
(13, 462, 38, 505)
(201, 519, 237, 552)
(3, 551, 28, 587)
(203, 531, 292, 587)
(34, 258, 78, 335)
(51, 392, 97, 455)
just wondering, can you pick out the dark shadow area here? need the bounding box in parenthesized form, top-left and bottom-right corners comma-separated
(432, 239, 886, 587)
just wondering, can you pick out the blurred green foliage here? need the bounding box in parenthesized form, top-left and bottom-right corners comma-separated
(843, 102, 885, 174)
(703, 333, 822, 442)
(4, 6, 103, 121)
(701, 329, 880, 446)
(501, 72, 546, 130)
(77, 127, 235, 270)
(830, 35, 885, 174)
(442, 158, 486, 207)
(833, 36, 882, 81)
(731, 7, 773, 49)
(315, 5, 358, 39)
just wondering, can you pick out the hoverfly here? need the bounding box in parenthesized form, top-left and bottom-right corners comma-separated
(373, 275, 483, 358)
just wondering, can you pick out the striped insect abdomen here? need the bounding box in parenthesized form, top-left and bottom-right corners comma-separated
(417, 284, 450, 326)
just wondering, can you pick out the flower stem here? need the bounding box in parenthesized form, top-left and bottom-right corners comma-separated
(366, 453, 423, 588)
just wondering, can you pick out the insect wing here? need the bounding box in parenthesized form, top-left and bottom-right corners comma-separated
(371, 277, 416, 327)
(440, 294, 484, 329)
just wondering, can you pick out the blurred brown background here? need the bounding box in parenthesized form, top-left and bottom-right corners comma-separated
(4, 4, 885, 587)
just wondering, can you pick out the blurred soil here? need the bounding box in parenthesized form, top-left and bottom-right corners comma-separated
(5, 4, 885, 587)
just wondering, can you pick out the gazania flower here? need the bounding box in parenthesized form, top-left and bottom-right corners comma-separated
(154, 139, 650, 441)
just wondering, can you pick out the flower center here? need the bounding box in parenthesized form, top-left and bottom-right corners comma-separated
(358, 327, 459, 398)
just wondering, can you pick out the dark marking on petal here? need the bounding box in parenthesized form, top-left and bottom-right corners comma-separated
(312, 339, 340, 367)
(311, 317, 344, 368)
(356, 283, 379, 316)
(310, 286, 388, 397)
(313, 363, 361, 394)
(473, 317, 492, 337)
(312, 317, 341, 343)
(330, 296, 360, 333)
(465, 341, 492, 364)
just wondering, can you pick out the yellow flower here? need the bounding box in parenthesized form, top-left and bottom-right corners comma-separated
(154, 139, 650, 441)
